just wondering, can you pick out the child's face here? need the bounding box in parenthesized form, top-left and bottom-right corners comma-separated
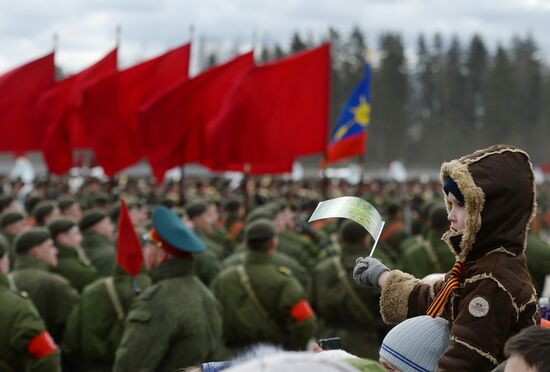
(447, 193, 466, 232)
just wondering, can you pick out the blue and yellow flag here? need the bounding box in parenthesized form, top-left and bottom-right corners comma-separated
(325, 63, 372, 164)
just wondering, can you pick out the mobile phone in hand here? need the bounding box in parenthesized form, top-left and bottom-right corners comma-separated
(319, 337, 341, 350)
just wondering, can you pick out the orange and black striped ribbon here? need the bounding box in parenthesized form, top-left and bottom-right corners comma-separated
(426, 260, 464, 318)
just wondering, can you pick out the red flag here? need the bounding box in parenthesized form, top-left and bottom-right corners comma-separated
(81, 44, 191, 176)
(33, 48, 118, 174)
(0, 53, 55, 152)
(138, 52, 255, 182)
(116, 199, 143, 276)
(205, 44, 330, 172)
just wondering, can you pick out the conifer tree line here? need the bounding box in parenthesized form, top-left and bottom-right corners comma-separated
(204, 26, 550, 168)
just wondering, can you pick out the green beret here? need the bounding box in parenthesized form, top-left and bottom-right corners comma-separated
(0, 234, 8, 258)
(93, 192, 110, 206)
(340, 220, 368, 244)
(0, 194, 14, 212)
(224, 198, 241, 213)
(186, 200, 207, 219)
(48, 218, 75, 239)
(15, 228, 51, 254)
(245, 218, 276, 241)
(79, 209, 106, 231)
(0, 211, 25, 229)
(24, 195, 42, 214)
(245, 208, 273, 224)
(58, 195, 76, 210)
(32, 200, 57, 223)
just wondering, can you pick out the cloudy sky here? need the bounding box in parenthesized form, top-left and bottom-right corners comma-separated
(2, 0, 550, 76)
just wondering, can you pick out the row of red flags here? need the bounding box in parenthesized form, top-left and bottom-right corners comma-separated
(0, 43, 330, 181)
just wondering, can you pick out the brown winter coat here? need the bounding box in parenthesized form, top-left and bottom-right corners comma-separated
(379, 145, 540, 371)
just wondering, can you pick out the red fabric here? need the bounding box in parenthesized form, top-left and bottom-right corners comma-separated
(541, 319, 550, 328)
(139, 52, 254, 182)
(290, 299, 315, 322)
(150, 229, 190, 257)
(205, 44, 330, 173)
(325, 132, 366, 165)
(32, 49, 118, 174)
(116, 199, 143, 276)
(81, 44, 190, 175)
(0, 53, 55, 152)
(27, 331, 57, 359)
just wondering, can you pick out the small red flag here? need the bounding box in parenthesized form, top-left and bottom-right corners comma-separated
(116, 199, 143, 276)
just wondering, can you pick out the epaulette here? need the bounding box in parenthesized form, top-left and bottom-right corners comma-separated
(141, 284, 161, 300)
(278, 266, 292, 276)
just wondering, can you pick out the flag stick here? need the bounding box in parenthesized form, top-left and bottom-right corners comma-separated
(369, 220, 385, 257)
(243, 163, 251, 215)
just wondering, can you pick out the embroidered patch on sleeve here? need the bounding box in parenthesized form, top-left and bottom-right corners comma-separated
(468, 296, 490, 317)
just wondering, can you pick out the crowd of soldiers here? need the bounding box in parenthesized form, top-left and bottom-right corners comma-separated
(1, 173, 550, 371)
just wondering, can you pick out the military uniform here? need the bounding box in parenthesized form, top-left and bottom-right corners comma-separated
(11, 255, 80, 343)
(64, 267, 150, 371)
(0, 273, 61, 372)
(211, 220, 316, 352)
(401, 229, 455, 279)
(525, 231, 550, 294)
(81, 231, 116, 277)
(53, 244, 101, 292)
(114, 206, 224, 371)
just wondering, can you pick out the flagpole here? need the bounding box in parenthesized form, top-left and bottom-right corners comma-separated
(357, 48, 372, 195)
(243, 163, 251, 215)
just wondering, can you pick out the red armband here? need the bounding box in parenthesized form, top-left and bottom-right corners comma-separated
(290, 299, 315, 322)
(28, 331, 58, 359)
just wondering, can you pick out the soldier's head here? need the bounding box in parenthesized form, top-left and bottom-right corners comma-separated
(144, 206, 205, 271)
(0, 234, 9, 274)
(339, 220, 371, 248)
(0, 194, 17, 214)
(79, 209, 115, 241)
(270, 201, 292, 232)
(15, 228, 58, 268)
(48, 218, 82, 249)
(32, 200, 61, 226)
(186, 200, 211, 232)
(427, 204, 449, 233)
(58, 195, 82, 222)
(245, 219, 277, 254)
(0, 211, 28, 236)
(224, 198, 244, 218)
(111, 199, 147, 228)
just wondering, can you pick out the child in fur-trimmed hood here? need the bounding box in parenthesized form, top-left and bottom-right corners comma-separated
(353, 144, 540, 372)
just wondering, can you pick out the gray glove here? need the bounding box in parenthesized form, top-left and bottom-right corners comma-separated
(353, 257, 390, 288)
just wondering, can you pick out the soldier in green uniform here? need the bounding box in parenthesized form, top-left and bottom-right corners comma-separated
(58, 195, 83, 222)
(525, 227, 550, 294)
(114, 206, 224, 371)
(311, 220, 393, 359)
(0, 193, 17, 214)
(48, 218, 101, 292)
(211, 219, 317, 353)
(0, 210, 28, 270)
(79, 209, 116, 276)
(10, 228, 80, 343)
(0, 236, 62, 372)
(223, 198, 245, 242)
(32, 201, 61, 227)
(64, 265, 150, 371)
(401, 205, 455, 279)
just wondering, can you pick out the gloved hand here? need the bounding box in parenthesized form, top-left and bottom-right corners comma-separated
(353, 257, 390, 288)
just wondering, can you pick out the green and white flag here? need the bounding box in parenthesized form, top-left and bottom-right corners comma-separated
(308, 196, 385, 257)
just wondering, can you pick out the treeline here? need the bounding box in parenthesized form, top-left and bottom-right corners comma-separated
(204, 27, 550, 168)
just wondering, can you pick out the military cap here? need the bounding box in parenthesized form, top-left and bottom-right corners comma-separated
(79, 209, 106, 231)
(0, 234, 8, 258)
(24, 195, 43, 214)
(48, 218, 75, 239)
(340, 220, 368, 244)
(245, 218, 276, 241)
(32, 200, 57, 223)
(0, 194, 14, 212)
(224, 198, 241, 213)
(152, 206, 205, 254)
(185, 200, 208, 219)
(92, 192, 110, 206)
(15, 228, 51, 254)
(0, 211, 25, 229)
(58, 195, 76, 210)
(245, 208, 273, 224)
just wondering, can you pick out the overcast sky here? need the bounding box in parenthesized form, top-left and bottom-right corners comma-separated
(2, 0, 550, 76)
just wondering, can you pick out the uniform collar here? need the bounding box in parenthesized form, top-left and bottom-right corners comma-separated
(245, 250, 274, 265)
(0, 273, 8, 288)
(14, 255, 50, 271)
(149, 256, 193, 284)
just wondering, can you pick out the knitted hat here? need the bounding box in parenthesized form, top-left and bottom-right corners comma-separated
(340, 220, 367, 244)
(246, 219, 276, 241)
(48, 218, 75, 239)
(15, 228, 51, 254)
(0, 211, 25, 229)
(79, 209, 106, 231)
(443, 178, 465, 205)
(186, 200, 207, 219)
(380, 315, 450, 372)
(58, 195, 76, 211)
(0, 194, 14, 212)
(32, 200, 57, 224)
